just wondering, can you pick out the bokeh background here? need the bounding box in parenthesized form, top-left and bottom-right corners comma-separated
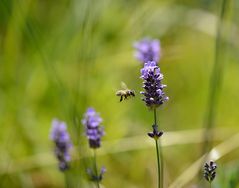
(0, 0, 239, 187)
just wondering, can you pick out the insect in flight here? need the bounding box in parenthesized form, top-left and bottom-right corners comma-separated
(116, 82, 135, 102)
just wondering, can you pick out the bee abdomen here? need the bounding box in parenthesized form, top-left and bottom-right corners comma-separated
(116, 91, 123, 96)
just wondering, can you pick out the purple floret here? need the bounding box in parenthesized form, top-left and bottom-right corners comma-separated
(50, 119, 72, 171)
(82, 108, 105, 149)
(134, 38, 161, 64)
(140, 61, 168, 109)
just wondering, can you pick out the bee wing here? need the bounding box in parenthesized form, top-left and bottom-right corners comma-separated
(120, 81, 128, 90)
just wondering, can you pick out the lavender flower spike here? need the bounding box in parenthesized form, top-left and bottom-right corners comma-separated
(204, 161, 217, 182)
(82, 108, 105, 149)
(140, 61, 169, 109)
(134, 38, 161, 64)
(50, 119, 72, 171)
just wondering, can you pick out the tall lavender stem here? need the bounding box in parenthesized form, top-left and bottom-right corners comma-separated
(94, 150, 100, 188)
(64, 171, 70, 188)
(154, 109, 163, 188)
(154, 109, 157, 125)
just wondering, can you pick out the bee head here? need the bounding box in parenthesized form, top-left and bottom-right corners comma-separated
(130, 90, 135, 96)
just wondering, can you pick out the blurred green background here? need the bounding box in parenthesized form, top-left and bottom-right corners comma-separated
(1, 0, 239, 187)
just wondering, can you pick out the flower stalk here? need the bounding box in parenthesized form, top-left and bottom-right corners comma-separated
(136, 37, 168, 188)
(140, 61, 167, 188)
(94, 150, 100, 188)
(153, 109, 163, 188)
(64, 171, 71, 188)
(148, 109, 164, 188)
(82, 108, 106, 187)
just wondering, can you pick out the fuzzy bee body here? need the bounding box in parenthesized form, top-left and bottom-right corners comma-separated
(116, 90, 135, 102)
(116, 82, 135, 102)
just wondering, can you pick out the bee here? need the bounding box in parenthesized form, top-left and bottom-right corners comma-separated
(116, 82, 135, 102)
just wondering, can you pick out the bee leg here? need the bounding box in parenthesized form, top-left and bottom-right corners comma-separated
(120, 96, 123, 102)
(124, 95, 127, 100)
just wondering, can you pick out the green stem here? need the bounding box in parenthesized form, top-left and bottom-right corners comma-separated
(154, 108, 157, 125)
(93, 149, 100, 188)
(64, 171, 70, 188)
(203, 0, 227, 154)
(153, 109, 163, 188)
(155, 139, 163, 188)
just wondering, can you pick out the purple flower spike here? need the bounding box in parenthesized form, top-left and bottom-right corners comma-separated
(134, 38, 161, 64)
(50, 119, 72, 171)
(82, 108, 105, 149)
(204, 161, 217, 182)
(140, 61, 168, 109)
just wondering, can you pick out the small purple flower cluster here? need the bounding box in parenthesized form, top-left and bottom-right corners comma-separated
(140, 61, 169, 109)
(204, 161, 217, 182)
(82, 107, 105, 149)
(87, 167, 106, 182)
(148, 125, 164, 140)
(134, 38, 161, 64)
(50, 119, 72, 171)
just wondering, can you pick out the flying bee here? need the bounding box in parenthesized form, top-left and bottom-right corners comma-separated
(116, 82, 135, 102)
